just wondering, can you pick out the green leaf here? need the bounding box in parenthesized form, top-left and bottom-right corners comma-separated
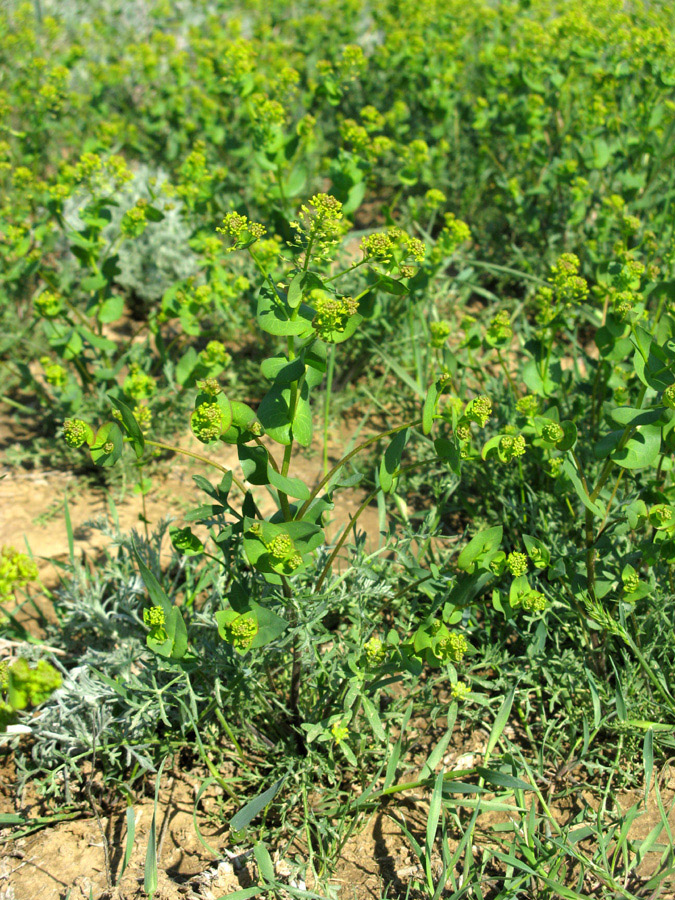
(522, 358, 562, 397)
(267, 467, 310, 500)
(97, 294, 125, 323)
(561, 459, 604, 517)
(121, 807, 136, 878)
(260, 354, 305, 383)
(230, 777, 284, 832)
(457, 526, 503, 573)
(256, 285, 314, 337)
(485, 687, 515, 764)
(286, 272, 303, 309)
(643, 728, 654, 804)
(133, 547, 172, 620)
(169, 526, 204, 556)
(238, 444, 269, 485)
(423, 381, 440, 434)
(377, 274, 408, 296)
(611, 423, 661, 469)
(175, 347, 199, 386)
(257, 383, 292, 445)
(361, 695, 386, 741)
(292, 385, 313, 447)
(109, 395, 145, 459)
(379, 429, 408, 493)
(253, 842, 276, 884)
(475, 767, 533, 792)
(90, 422, 124, 468)
(611, 407, 666, 427)
(249, 602, 288, 648)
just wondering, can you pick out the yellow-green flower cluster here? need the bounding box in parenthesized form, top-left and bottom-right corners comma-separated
(436, 630, 468, 664)
(33, 290, 62, 318)
(498, 434, 526, 461)
(63, 418, 93, 449)
(340, 118, 370, 154)
(360, 226, 425, 272)
(196, 378, 221, 398)
(663, 384, 675, 410)
(311, 291, 358, 341)
(649, 504, 673, 529)
(429, 320, 451, 348)
(292, 193, 348, 260)
(514, 590, 547, 613)
(191, 402, 225, 443)
(217, 212, 267, 251)
(124, 364, 156, 400)
(487, 309, 512, 344)
(516, 394, 539, 417)
(541, 422, 564, 444)
(465, 395, 492, 427)
(5, 658, 61, 708)
(143, 605, 167, 641)
(364, 635, 386, 667)
(267, 533, 294, 559)
(0, 547, 38, 598)
(40, 357, 67, 388)
(430, 213, 472, 264)
(450, 681, 470, 701)
(331, 720, 350, 743)
(549, 253, 589, 307)
(120, 201, 148, 238)
(226, 613, 258, 650)
(199, 340, 231, 370)
(623, 570, 640, 594)
(506, 552, 528, 577)
(337, 44, 366, 82)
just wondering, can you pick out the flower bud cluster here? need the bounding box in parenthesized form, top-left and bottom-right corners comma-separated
(144, 605, 168, 641)
(450, 681, 470, 701)
(311, 291, 358, 341)
(124, 364, 156, 400)
(436, 630, 468, 663)
(486, 309, 512, 344)
(292, 194, 347, 261)
(217, 212, 267, 251)
(33, 290, 62, 318)
(541, 422, 564, 443)
(513, 590, 547, 613)
(226, 614, 258, 650)
(63, 418, 93, 448)
(498, 434, 526, 461)
(0, 546, 39, 598)
(430, 213, 471, 264)
(191, 402, 225, 443)
(41, 356, 67, 387)
(465, 395, 492, 428)
(506, 552, 528, 576)
(363, 636, 386, 667)
(429, 320, 451, 348)
(360, 226, 425, 271)
(516, 394, 539, 417)
(199, 340, 231, 370)
(7, 658, 62, 707)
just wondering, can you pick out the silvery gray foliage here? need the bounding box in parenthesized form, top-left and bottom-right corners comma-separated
(38, 0, 209, 40)
(63, 165, 200, 305)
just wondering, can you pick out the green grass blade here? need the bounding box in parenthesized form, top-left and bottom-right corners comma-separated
(485, 687, 515, 764)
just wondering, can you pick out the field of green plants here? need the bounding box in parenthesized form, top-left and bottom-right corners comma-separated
(2, 0, 675, 897)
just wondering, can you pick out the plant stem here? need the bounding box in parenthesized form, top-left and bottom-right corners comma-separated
(144, 440, 247, 495)
(296, 418, 422, 520)
(323, 344, 335, 477)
